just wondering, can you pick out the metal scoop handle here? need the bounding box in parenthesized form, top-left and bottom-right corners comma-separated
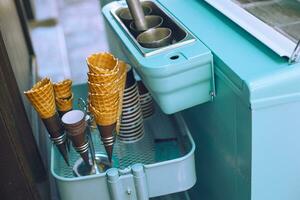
(126, 0, 147, 31)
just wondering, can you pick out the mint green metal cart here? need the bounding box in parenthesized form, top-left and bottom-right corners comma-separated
(51, 0, 300, 199)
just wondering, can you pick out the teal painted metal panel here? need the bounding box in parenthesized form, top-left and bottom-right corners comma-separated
(159, 0, 300, 109)
(156, 1, 300, 200)
(102, 1, 215, 114)
(182, 68, 251, 200)
(252, 103, 300, 200)
(102, 0, 300, 199)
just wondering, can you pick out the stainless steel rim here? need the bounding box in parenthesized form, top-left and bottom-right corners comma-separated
(130, 15, 163, 32)
(50, 133, 67, 145)
(137, 27, 172, 48)
(119, 5, 152, 21)
(73, 142, 89, 154)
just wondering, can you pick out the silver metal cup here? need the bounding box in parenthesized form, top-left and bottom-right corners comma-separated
(130, 15, 163, 37)
(137, 27, 172, 48)
(119, 6, 152, 26)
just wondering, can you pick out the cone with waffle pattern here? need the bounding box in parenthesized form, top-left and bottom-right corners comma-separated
(87, 52, 127, 162)
(53, 79, 73, 117)
(24, 78, 69, 165)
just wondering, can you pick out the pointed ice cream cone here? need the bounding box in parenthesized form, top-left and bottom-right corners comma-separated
(62, 110, 90, 166)
(24, 78, 69, 165)
(42, 113, 69, 166)
(53, 79, 73, 118)
(86, 52, 128, 162)
(97, 124, 116, 162)
(24, 78, 56, 119)
(89, 104, 117, 162)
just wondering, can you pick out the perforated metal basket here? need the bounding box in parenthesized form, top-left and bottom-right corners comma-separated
(51, 104, 196, 200)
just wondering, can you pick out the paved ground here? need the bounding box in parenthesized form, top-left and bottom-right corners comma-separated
(32, 0, 109, 84)
(57, 0, 109, 84)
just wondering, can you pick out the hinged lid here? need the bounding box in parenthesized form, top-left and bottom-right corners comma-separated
(205, 0, 300, 60)
(289, 41, 300, 64)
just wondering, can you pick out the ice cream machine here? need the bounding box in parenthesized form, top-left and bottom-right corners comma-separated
(47, 0, 300, 199)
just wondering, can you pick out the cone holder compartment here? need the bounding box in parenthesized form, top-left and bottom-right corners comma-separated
(103, 0, 215, 114)
(51, 85, 196, 200)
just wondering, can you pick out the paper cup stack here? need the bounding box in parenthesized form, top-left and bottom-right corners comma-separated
(53, 79, 73, 118)
(24, 78, 69, 165)
(87, 52, 127, 162)
(137, 81, 154, 118)
(119, 66, 145, 143)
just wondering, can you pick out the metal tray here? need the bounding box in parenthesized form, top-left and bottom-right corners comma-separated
(110, 0, 196, 57)
(51, 85, 196, 200)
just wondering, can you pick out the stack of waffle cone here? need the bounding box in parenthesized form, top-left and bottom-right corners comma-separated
(86, 52, 127, 161)
(53, 79, 73, 117)
(87, 52, 119, 74)
(24, 78, 69, 165)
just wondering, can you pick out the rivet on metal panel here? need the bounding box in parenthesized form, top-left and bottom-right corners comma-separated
(127, 188, 132, 195)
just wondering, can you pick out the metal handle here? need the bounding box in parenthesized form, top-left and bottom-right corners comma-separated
(132, 164, 149, 200)
(126, 0, 147, 31)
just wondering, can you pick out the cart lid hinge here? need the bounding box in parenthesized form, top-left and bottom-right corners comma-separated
(289, 40, 300, 65)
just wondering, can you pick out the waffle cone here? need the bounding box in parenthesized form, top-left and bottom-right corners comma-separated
(56, 93, 74, 111)
(24, 78, 56, 119)
(89, 92, 119, 110)
(87, 72, 119, 85)
(53, 79, 72, 99)
(90, 100, 119, 113)
(89, 103, 118, 126)
(88, 81, 119, 94)
(87, 52, 119, 75)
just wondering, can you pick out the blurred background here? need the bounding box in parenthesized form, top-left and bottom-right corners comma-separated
(0, 0, 112, 199)
(31, 0, 110, 84)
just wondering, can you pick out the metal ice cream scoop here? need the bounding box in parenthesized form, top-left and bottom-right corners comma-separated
(125, 0, 148, 31)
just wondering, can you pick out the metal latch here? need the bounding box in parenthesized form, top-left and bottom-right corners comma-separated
(106, 164, 149, 200)
(289, 40, 300, 64)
